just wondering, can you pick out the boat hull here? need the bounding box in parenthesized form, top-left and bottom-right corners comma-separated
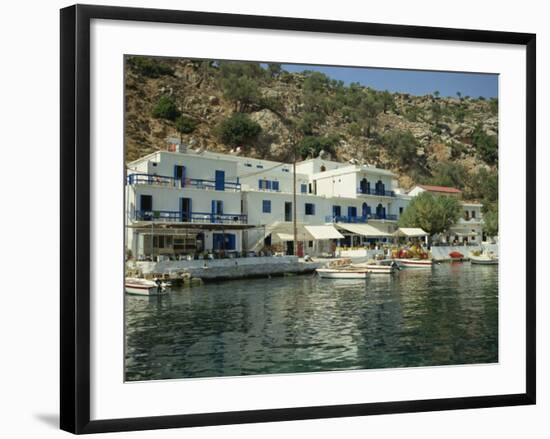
(125, 278, 169, 296)
(350, 263, 397, 274)
(316, 268, 370, 279)
(394, 258, 433, 268)
(470, 258, 498, 265)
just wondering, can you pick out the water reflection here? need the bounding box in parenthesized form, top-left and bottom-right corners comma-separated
(125, 263, 498, 381)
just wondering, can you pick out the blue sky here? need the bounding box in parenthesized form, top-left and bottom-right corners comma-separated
(281, 63, 498, 99)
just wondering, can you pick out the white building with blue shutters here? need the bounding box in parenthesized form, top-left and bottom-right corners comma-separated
(125, 146, 484, 259)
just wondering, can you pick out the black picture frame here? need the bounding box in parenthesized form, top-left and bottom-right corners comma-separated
(60, 4, 536, 434)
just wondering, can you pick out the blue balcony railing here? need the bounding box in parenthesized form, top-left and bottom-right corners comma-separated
(127, 173, 241, 191)
(325, 215, 368, 223)
(357, 187, 395, 197)
(134, 210, 247, 224)
(325, 213, 398, 223)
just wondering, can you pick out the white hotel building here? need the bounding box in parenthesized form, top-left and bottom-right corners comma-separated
(126, 145, 483, 259)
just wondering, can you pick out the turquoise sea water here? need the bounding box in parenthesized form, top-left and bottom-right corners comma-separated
(125, 262, 498, 381)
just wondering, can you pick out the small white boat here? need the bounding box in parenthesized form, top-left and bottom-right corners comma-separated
(470, 252, 498, 265)
(351, 260, 399, 274)
(393, 258, 433, 268)
(125, 277, 170, 295)
(316, 268, 371, 279)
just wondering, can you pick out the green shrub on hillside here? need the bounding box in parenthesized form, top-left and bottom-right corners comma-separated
(215, 113, 262, 147)
(381, 130, 419, 168)
(127, 57, 174, 78)
(296, 135, 339, 160)
(152, 95, 180, 121)
(472, 123, 498, 165)
(175, 115, 198, 135)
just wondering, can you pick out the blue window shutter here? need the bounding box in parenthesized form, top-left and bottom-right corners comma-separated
(273, 181, 279, 191)
(211, 200, 216, 214)
(258, 180, 263, 189)
(219, 200, 223, 214)
(312, 204, 315, 215)
(266, 180, 272, 190)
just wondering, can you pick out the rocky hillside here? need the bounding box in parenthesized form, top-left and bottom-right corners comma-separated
(125, 56, 498, 203)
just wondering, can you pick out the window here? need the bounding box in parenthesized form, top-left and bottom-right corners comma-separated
(399, 207, 404, 214)
(471, 210, 476, 218)
(244, 163, 252, 167)
(258, 180, 264, 190)
(265, 180, 272, 190)
(301, 184, 307, 193)
(262, 200, 271, 213)
(308, 240, 314, 248)
(272, 181, 279, 191)
(320, 165, 326, 172)
(256, 164, 264, 169)
(282, 168, 289, 173)
(348, 206, 357, 218)
(305, 203, 315, 215)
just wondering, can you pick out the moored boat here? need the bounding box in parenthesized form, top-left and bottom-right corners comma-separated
(351, 260, 399, 274)
(393, 258, 433, 268)
(125, 277, 170, 295)
(316, 268, 371, 279)
(469, 252, 498, 265)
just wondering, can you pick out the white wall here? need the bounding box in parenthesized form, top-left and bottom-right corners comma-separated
(3, 1, 547, 439)
(130, 151, 240, 182)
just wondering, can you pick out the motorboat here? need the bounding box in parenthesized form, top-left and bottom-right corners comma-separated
(351, 260, 399, 274)
(125, 277, 170, 295)
(393, 258, 433, 268)
(316, 268, 371, 279)
(469, 251, 498, 265)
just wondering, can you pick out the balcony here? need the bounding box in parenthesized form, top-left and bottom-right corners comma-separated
(356, 187, 395, 197)
(325, 213, 397, 223)
(127, 173, 241, 191)
(134, 210, 247, 224)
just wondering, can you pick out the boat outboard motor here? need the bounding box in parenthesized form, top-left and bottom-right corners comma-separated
(155, 278, 162, 293)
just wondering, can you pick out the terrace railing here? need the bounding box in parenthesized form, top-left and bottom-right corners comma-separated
(134, 210, 248, 224)
(356, 187, 396, 197)
(325, 213, 398, 223)
(127, 173, 241, 191)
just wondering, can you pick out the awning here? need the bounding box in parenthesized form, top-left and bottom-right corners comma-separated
(304, 225, 344, 240)
(335, 223, 391, 237)
(394, 227, 428, 237)
(454, 231, 478, 237)
(275, 233, 297, 242)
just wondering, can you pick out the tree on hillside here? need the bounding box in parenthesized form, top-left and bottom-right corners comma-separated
(175, 115, 198, 143)
(398, 192, 462, 235)
(381, 130, 419, 168)
(380, 90, 395, 114)
(433, 90, 440, 99)
(429, 161, 467, 189)
(359, 93, 382, 137)
(222, 76, 260, 112)
(472, 123, 498, 165)
(215, 113, 262, 147)
(456, 91, 462, 100)
(267, 63, 283, 78)
(482, 203, 498, 237)
(296, 135, 339, 160)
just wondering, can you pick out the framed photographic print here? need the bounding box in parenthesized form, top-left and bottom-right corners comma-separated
(60, 4, 536, 434)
